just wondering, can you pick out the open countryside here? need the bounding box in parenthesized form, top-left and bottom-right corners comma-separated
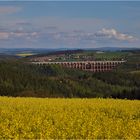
(0, 49, 140, 139)
(0, 1, 140, 139)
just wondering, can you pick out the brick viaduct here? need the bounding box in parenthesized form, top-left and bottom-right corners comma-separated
(32, 61, 125, 72)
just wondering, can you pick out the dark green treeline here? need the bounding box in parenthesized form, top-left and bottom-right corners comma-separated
(0, 60, 140, 99)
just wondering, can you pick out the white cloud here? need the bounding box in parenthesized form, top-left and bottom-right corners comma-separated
(42, 28, 138, 44)
(0, 6, 22, 15)
(0, 26, 138, 48)
(0, 31, 39, 40)
(96, 28, 137, 42)
(0, 32, 9, 39)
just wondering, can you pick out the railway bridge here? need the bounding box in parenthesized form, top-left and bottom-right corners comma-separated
(32, 60, 125, 72)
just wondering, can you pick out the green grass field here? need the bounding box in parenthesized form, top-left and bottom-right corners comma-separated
(0, 97, 140, 139)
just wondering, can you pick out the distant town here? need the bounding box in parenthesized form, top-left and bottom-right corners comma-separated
(30, 50, 125, 62)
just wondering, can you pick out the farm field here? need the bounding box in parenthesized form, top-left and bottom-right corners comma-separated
(84, 51, 129, 60)
(0, 97, 140, 139)
(16, 52, 36, 57)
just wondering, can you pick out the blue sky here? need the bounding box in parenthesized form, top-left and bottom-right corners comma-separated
(0, 1, 140, 48)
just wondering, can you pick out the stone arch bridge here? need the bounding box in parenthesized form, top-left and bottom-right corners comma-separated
(32, 60, 125, 72)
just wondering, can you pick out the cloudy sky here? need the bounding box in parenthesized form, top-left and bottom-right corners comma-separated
(0, 1, 140, 48)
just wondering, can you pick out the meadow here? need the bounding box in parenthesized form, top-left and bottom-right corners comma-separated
(0, 97, 140, 139)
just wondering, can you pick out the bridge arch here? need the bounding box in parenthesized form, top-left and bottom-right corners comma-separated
(86, 63, 91, 69)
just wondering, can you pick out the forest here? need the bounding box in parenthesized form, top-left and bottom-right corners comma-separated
(0, 51, 140, 99)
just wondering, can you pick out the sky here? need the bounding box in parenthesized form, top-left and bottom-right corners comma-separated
(0, 1, 140, 48)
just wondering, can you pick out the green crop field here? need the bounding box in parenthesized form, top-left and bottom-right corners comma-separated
(0, 97, 140, 139)
(93, 52, 128, 60)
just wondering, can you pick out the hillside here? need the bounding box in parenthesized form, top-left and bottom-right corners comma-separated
(0, 51, 140, 99)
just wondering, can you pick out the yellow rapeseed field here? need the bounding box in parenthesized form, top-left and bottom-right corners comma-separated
(0, 97, 140, 139)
